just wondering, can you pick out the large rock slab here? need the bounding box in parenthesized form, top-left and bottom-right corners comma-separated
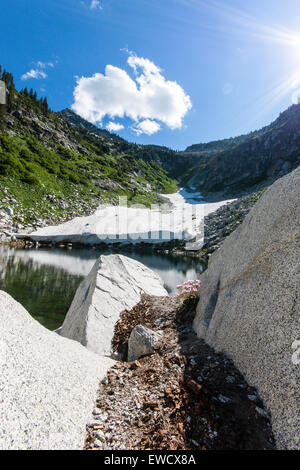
(0, 291, 115, 450)
(59, 254, 168, 356)
(193, 167, 300, 450)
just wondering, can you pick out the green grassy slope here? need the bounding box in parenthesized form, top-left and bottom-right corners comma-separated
(0, 70, 177, 227)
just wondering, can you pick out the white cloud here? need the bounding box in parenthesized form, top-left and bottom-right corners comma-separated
(72, 53, 192, 135)
(106, 121, 124, 132)
(90, 0, 102, 9)
(223, 83, 233, 95)
(36, 61, 54, 69)
(21, 69, 48, 81)
(132, 119, 161, 136)
(21, 60, 55, 81)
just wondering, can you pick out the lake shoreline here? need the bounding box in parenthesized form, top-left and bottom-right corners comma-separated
(10, 190, 235, 249)
(1, 189, 265, 274)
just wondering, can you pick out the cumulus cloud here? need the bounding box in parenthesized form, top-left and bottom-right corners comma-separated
(72, 54, 192, 135)
(21, 60, 55, 81)
(21, 69, 48, 81)
(106, 121, 124, 132)
(132, 119, 161, 136)
(90, 0, 102, 9)
(36, 61, 54, 69)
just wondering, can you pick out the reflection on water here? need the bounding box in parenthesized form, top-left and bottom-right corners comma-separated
(0, 245, 205, 331)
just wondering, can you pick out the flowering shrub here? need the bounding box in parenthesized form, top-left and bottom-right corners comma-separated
(176, 280, 201, 301)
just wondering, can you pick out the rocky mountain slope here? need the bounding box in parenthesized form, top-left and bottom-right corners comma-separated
(60, 103, 300, 200)
(1, 65, 300, 236)
(182, 104, 300, 197)
(0, 69, 177, 234)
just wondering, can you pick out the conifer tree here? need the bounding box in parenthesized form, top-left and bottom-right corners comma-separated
(42, 97, 49, 116)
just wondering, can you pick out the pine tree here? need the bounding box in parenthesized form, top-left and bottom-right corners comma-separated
(42, 96, 49, 116)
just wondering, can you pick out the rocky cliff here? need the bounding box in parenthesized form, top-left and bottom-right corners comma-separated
(193, 166, 300, 449)
(183, 104, 300, 197)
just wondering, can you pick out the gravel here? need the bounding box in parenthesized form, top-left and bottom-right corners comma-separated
(85, 295, 275, 450)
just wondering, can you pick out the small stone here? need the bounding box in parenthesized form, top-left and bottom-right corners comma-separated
(101, 376, 109, 385)
(217, 394, 231, 404)
(248, 394, 258, 402)
(256, 407, 271, 419)
(94, 430, 106, 442)
(87, 420, 101, 427)
(192, 440, 200, 447)
(225, 376, 235, 384)
(93, 439, 104, 448)
(4, 207, 13, 217)
(100, 412, 109, 422)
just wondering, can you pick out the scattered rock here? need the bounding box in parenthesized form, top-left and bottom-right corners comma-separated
(3, 207, 13, 217)
(85, 295, 275, 451)
(128, 325, 162, 362)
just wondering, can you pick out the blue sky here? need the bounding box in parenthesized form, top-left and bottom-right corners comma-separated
(1, 0, 300, 149)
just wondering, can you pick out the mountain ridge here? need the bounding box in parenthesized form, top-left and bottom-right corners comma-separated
(0, 69, 178, 233)
(59, 103, 300, 198)
(0, 65, 300, 233)
(181, 104, 300, 196)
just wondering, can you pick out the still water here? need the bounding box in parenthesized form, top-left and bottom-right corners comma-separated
(0, 245, 205, 331)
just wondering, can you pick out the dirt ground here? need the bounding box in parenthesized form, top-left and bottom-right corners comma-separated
(85, 295, 275, 450)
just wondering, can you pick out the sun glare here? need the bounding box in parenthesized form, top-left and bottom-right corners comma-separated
(193, 0, 300, 106)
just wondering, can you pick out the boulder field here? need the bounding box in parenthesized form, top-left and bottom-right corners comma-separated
(194, 167, 300, 449)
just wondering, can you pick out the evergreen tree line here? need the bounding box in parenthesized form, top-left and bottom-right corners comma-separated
(0, 65, 50, 118)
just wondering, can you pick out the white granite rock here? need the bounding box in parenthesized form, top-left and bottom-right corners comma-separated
(0, 291, 115, 450)
(59, 254, 168, 356)
(194, 167, 300, 450)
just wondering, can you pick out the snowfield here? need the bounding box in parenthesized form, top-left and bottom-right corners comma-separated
(28, 190, 235, 248)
